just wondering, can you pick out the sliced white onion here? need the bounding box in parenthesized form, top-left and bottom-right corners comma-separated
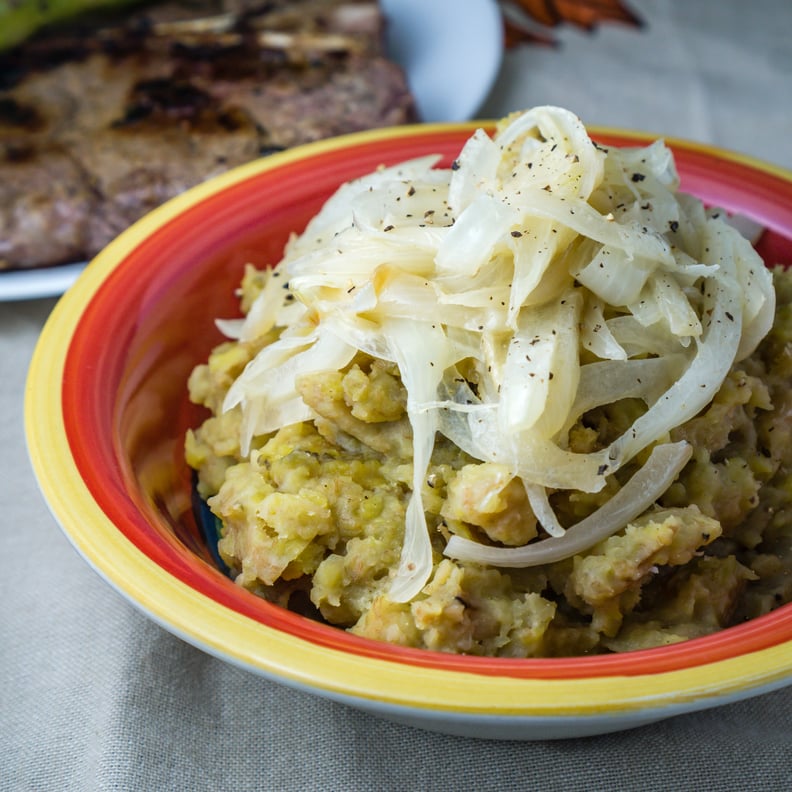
(579, 296, 627, 360)
(447, 127, 501, 214)
(524, 482, 566, 537)
(444, 441, 692, 567)
(385, 317, 452, 603)
(214, 106, 774, 595)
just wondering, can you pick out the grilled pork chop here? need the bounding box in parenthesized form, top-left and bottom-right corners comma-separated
(0, 0, 417, 270)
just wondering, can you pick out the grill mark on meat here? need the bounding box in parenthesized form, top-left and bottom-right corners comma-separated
(111, 79, 215, 126)
(132, 78, 214, 115)
(0, 97, 46, 131)
(0, 0, 416, 270)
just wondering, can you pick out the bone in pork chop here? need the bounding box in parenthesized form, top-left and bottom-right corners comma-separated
(0, 0, 417, 270)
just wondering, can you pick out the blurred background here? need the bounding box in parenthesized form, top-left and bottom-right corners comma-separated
(484, 0, 792, 170)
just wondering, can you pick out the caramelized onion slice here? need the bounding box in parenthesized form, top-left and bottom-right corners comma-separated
(444, 441, 693, 568)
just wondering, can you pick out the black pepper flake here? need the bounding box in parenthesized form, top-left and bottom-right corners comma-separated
(725, 311, 734, 321)
(511, 230, 523, 238)
(451, 159, 461, 171)
(669, 220, 679, 233)
(383, 225, 395, 232)
(597, 464, 609, 476)
(407, 185, 416, 196)
(631, 172, 646, 182)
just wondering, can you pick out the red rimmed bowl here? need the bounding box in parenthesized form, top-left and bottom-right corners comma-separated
(26, 122, 792, 740)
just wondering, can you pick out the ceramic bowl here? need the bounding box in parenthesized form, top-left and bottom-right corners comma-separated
(26, 122, 792, 740)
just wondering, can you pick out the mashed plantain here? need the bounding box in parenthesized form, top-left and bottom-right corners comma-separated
(185, 107, 792, 656)
(186, 265, 792, 657)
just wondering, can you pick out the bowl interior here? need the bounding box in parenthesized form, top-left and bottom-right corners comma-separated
(58, 125, 792, 679)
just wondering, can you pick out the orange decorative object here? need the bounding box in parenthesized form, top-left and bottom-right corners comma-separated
(502, 0, 643, 47)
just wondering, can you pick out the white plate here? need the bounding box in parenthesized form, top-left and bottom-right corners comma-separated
(0, 0, 503, 303)
(0, 262, 89, 303)
(381, 0, 503, 123)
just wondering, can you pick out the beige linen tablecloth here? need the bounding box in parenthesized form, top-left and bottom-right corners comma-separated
(3, 1, 792, 789)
